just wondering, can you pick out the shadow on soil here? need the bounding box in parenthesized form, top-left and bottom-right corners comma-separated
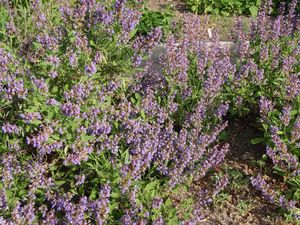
(201, 117, 293, 225)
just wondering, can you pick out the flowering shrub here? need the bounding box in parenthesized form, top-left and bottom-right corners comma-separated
(229, 0, 300, 219)
(227, 0, 299, 115)
(0, 0, 231, 224)
(0, 0, 299, 223)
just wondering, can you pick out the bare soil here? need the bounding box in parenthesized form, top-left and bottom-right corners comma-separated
(201, 118, 294, 225)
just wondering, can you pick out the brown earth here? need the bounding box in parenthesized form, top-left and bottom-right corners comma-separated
(201, 118, 295, 225)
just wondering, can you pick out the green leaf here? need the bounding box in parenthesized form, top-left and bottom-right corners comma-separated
(221, 11, 229, 16)
(164, 198, 172, 207)
(111, 192, 120, 199)
(89, 40, 96, 47)
(55, 180, 65, 186)
(130, 97, 136, 104)
(205, 5, 213, 13)
(140, 110, 146, 119)
(191, 5, 198, 13)
(276, 130, 284, 135)
(122, 149, 130, 164)
(288, 175, 300, 187)
(168, 217, 179, 225)
(109, 202, 119, 211)
(80, 134, 95, 142)
(250, 137, 264, 144)
(32, 41, 42, 49)
(273, 166, 285, 177)
(293, 189, 300, 201)
(89, 187, 97, 200)
(30, 119, 42, 126)
(144, 180, 160, 192)
(135, 92, 141, 101)
(219, 131, 229, 141)
(249, 6, 258, 17)
(291, 110, 298, 116)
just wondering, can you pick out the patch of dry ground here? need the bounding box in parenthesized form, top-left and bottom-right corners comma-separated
(201, 118, 294, 225)
(195, 118, 296, 225)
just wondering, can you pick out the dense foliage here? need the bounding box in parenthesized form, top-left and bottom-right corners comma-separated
(136, 7, 173, 36)
(185, 0, 260, 16)
(0, 0, 299, 224)
(185, 0, 300, 16)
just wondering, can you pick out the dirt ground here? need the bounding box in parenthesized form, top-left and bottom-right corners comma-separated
(203, 118, 294, 225)
(170, 118, 296, 224)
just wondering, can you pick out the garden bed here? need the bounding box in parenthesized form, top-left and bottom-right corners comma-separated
(0, 0, 299, 224)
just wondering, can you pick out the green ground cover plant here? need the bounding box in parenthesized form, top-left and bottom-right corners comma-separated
(185, 0, 260, 16)
(137, 7, 174, 37)
(185, 0, 300, 16)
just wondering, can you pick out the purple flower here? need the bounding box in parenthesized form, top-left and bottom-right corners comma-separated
(118, 8, 141, 44)
(61, 102, 81, 117)
(6, 20, 16, 35)
(286, 73, 300, 101)
(266, 146, 279, 165)
(32, 77, 48, 92)
(39, 141, 63, 155)
(251, 175, 276, 203)
(26, 126, 53, 148)
(47, 55, 60, 67)
(69, 53, 78, 67)
(282, 56, 296, 73)
(36, 34, 59, 51)
(64, 83, 92, 101)
(259, 97, 274, 118)
(94, 51, 103, 64)
(12, 201, 36, 225)
(280, 105, 292, 126)
(2, 76, 27, 100)
(291, 116, 300, 142)
(75, 175, 85, 186)
(0, 189, 7, 211)
(213, 175, 229, 197)
(84, 62, 97, 76)
(49, 71, 58, 78)
(115, 0, 126, 12)
(90, 184, 111, 224)
(100, 183, 111, 198)
(216, 102, 229, 118)
(197, 144, 230, 179)
(153, 216, 165, 225)
(20, 112, 42, 123)
(0, 48, 13, 71)
(1, 123, 20, 134)
(278, 196, 296, 211)
(87, 121, 111, 136)
(152, 197, 163, 209)
(93, 5, 114, 26)
(162, 36, 189, 84)
(46, 98, 59, 106)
